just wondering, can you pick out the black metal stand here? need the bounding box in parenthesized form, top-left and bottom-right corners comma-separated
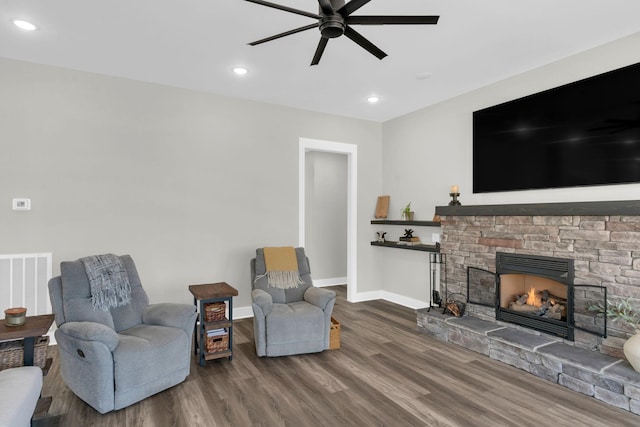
(193, 294, 234, 365)
(428, 253, 447, 312)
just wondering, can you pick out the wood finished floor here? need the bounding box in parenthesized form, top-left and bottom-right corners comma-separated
(42, 285, 639, 426)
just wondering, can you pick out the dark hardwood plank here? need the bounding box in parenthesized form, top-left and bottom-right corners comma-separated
(40, 285, 639, 426)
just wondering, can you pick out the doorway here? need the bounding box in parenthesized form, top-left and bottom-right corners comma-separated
(299, 138, 357, 302)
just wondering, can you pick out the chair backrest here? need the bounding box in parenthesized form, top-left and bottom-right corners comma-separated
(50, 254, 150, 332)
(251, 247, 313, 304)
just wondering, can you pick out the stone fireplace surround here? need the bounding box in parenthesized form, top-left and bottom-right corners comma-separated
(416, 200, 640, 414)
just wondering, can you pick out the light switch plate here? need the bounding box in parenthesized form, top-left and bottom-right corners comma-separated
(12, 198, 31, 210)
(431, 233, 440, 243)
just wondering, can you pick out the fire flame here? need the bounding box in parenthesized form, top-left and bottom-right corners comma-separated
(526, 287, 541, 307)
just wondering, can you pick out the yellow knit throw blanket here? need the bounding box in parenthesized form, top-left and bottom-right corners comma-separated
(261, 247, 304, 289)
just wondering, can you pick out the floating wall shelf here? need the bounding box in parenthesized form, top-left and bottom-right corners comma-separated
(370, 241, 439, 252)
(371, 220, 441, 227)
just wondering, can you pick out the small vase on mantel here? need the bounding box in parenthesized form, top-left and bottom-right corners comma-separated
(624, 333, 640, 372)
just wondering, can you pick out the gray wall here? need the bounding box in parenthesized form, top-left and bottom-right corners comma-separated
(377, 31, 640, 304)
(0, 58, 382, 309)
(305, 151, 348, 281)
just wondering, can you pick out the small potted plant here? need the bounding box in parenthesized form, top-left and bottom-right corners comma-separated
(589, 298, 640, 371)
(401, 202, 414, 221)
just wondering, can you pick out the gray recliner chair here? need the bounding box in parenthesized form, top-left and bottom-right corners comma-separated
(48, 255, 197, 414)
(250, 247, 336, 357)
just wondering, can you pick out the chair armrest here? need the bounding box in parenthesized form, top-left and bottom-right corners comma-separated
(143, 303, 196, 332)
(58, 321, 119, 351)
(304, 287, 336, 311)
(252, 289, 273, 316)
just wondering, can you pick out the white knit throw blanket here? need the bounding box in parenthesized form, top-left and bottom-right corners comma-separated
(80, 254, 132, 311)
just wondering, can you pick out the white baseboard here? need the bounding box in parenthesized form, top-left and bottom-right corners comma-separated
(312, 277, 347, 287)
(351, 290, 427, 309)
(351, 290, 383, 302)
(379, 291, 428, 310)
(233, 305, 254, 319)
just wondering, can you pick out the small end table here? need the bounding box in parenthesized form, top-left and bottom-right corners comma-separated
(188, 282, 238, 366)
(0, 314, 54, 366)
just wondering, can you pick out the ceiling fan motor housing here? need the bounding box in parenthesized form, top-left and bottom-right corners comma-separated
(320, 14, 346, 38)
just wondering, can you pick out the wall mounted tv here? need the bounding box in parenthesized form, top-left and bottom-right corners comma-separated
(473, 61, 640, 193)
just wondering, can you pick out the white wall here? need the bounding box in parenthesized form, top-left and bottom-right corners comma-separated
(378, 31, 640, 303)
(0, 58, 382, 310)
(305, 151, 347, 281)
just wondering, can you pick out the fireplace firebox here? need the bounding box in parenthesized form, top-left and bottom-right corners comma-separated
(496, 253, 575, 340)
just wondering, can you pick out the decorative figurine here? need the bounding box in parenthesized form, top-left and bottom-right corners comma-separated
(376, 231, 387, 242)
(403, 229, 414, 238)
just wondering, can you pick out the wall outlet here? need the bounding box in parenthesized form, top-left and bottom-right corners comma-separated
(431, 233, 440, 243)
(12, 198, 31, 211)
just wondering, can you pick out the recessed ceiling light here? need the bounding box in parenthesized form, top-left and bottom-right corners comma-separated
(367, 96, 380, 104)
(12, 19, 37, 31)
(233, 67, 248, 76)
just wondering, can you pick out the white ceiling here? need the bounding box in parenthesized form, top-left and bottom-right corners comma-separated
(2, 0, 640, 122)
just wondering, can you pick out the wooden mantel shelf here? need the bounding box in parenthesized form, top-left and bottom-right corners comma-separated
(435, 200, 640, 217)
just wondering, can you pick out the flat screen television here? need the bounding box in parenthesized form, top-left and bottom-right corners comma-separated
(473, 61, 640, 193)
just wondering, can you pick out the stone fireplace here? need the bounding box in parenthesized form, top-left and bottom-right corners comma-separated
(436, 200, 640, 357)
(416, 200, 640, 414)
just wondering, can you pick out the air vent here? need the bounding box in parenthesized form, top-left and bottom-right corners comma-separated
(497, 252, 573, 282)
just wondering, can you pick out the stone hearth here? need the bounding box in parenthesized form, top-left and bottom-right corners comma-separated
(417, 309, 640, 415)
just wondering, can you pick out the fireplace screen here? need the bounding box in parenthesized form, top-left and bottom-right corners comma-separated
(467, 267, 496, 307)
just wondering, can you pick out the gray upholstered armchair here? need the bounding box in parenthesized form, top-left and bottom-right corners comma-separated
(250, 247, 336, 357)
(48, 255, 197, 414)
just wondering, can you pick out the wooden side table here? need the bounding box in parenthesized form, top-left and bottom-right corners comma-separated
(188, 282, 238, 366)
(0, 314, 54, 367)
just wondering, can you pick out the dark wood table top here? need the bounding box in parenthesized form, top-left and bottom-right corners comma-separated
(189, 282, 238, 300)
(0, 314, 55, 341)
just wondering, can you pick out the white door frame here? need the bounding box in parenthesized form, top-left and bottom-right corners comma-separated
(299, 137, 357, 302)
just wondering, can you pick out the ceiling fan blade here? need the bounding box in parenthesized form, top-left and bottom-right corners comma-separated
(244, 0, 320, 20)
(337, 0, 372, 17)
(311, 37, 329, 66)
(344, 25, 386, 60)
(317, 0, 334, 15)
(348, 15, 440, 25)
(248, 23, 319, 46)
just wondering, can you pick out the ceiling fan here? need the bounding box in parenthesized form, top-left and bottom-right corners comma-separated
(244, 0, 439, 65)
